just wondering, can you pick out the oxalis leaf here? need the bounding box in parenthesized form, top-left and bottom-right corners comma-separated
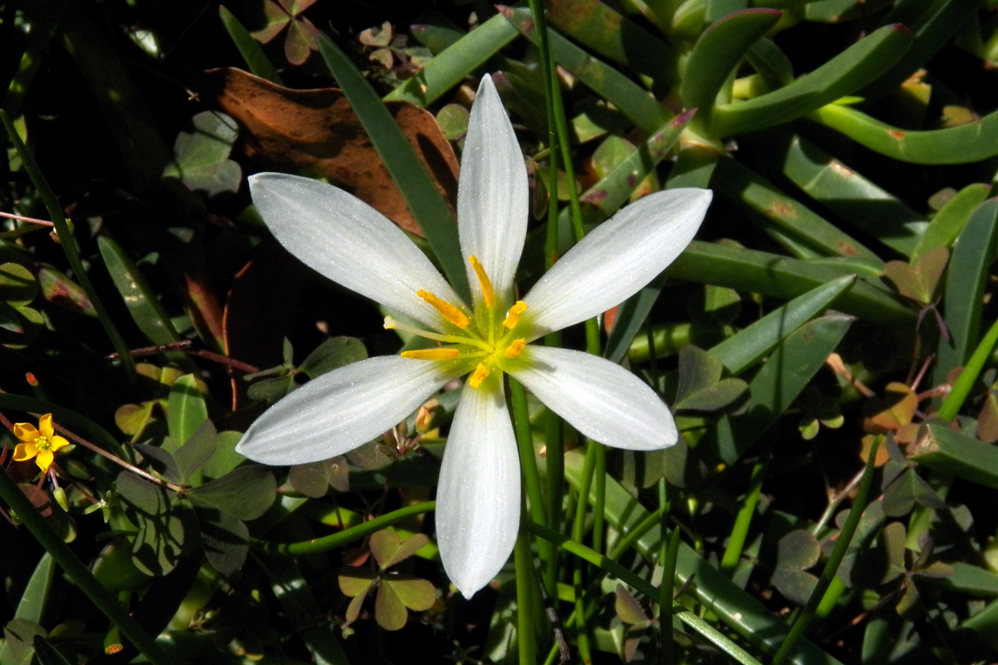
(187, 466, 276, 520)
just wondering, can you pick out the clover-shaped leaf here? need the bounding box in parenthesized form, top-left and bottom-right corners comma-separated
(882, 247, 948, 305)
(288, 456, 349, 498)
(338, 528, 435, 632)
(862, 382, 918, 434)
(771, 529, 820, 605)
(673, 345, 748, 412)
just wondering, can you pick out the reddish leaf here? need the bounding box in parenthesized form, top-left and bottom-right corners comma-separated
(203, 68, 460, 236)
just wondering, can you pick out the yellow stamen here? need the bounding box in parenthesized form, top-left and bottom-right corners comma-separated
(503, 301, 528, 329)
(468, 256, 495, 308)
(468, 363, 490, 388)
(417, 290, 470, 329)
(401, 348, 461, 361)
(504, 338, 527, 358)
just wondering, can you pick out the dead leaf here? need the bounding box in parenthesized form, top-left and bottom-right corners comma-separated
(202, 68, 459, 236)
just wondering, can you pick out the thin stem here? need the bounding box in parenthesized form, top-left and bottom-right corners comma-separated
(720, 444, 772, 575)
(104, 340, 261, 374)
(515, 528, 539, 665)
(0, 210, 55, 226)
(571, 441, 599, 663)
(523, 519, 764, 665)
(253, 501, 435, 555)
(939, 315, 998, 421)
(510, 376, 553, 581)
(0, 466, 170, 664)
(51, 422, 184, 494)
(771, 437, 881, 665)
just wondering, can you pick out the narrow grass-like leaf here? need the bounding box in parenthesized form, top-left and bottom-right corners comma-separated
(0, 468, 169, 665)
(605, 274, 667, 364)
(710, 274, 856, 375)
(384, 13, 518, 107)
(912, 183, 991, 260)
(563, 450, 846, 665)
(667, 240, 914, 324)
(545, 0, 680, 84)
(934, 199, 998, 386)
(218, 5, 283, 85)
(805, 0, 893, 22)
(810, 103, 998, 165)
(411, 11, 465, 53)
(698, 313, 853, 466)
(500, 6, 673, 134)
(317, 32, 468, 300)
(713, 156, 881, 262)
(713, 24, 912, 136)
(97, 237, 196, 371)
(681, 9, 782, 133)
(0, 111, 136, 381)
(911, 425, 998, 489)
(778, 134, 926, 257)
(557, 109, 695, 252)
(14, 554, 55, 623)
(858, 0, 980, 101)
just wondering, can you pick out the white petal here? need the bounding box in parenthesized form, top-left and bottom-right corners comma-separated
(458, 75, 529, 302)
(250, 173, 464, 329)
(436, 384, 520, 598)
(237, 356, 456, 466)
(510, 346, 677, 450)
(521, 188, 712, 337)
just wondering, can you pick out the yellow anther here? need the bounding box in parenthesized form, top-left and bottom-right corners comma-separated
(417, 290, 470, 329)
(383, 317, 397, 329)
(503, 301, 528, 329)
(468, 363, 490, 389)
(401, 348, 461, 361)
(468, 256, 495, 308)
(504, 338, 527, 358)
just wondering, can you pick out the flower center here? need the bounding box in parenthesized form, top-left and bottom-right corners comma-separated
(386, 256, 530, 389)
(34, 435, 53, 451)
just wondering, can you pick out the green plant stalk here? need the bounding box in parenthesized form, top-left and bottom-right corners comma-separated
(720, 445, 771, 575)
(938, 315, 998, 421)
(658, 480, 677, 665)
(0, 466, 169, 664)
(515, 529, 539, 665)
(593, 444, 606, 554)
(608, 506, 665, 560)
(218, 5, 284, 85)
(510, 376, 552, 575)
(524, 520, 764, 665)
(315, 34, 469, 300)
(571, 440, 598, 663)
(253, 502, 435, 555)
(771, 437, 881, 665)
(0, 110, 136, 382)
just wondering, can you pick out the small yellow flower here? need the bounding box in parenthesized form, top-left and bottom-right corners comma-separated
(12, 414, 70, 472)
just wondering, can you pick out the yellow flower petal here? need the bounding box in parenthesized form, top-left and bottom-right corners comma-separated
(36, 450, 54, 472)
(50, 436, 70, 453)
(13, 422, 37, 442)
(12, 442, 36, 462)
(39, 413, 55, 438)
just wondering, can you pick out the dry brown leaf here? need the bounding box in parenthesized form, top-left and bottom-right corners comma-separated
(202, 68, 459, 236)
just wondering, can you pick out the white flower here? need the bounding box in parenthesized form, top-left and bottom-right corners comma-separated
(236, 75, 712, 597)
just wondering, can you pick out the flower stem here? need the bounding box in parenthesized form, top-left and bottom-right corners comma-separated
(252, 501, 435, 555)
(514, 527, 540, 665)
(523, 519, 764, 665)
(771, 437, 881, 665)
(0, 465, 169, 664)
(720, 441, 772, 575)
